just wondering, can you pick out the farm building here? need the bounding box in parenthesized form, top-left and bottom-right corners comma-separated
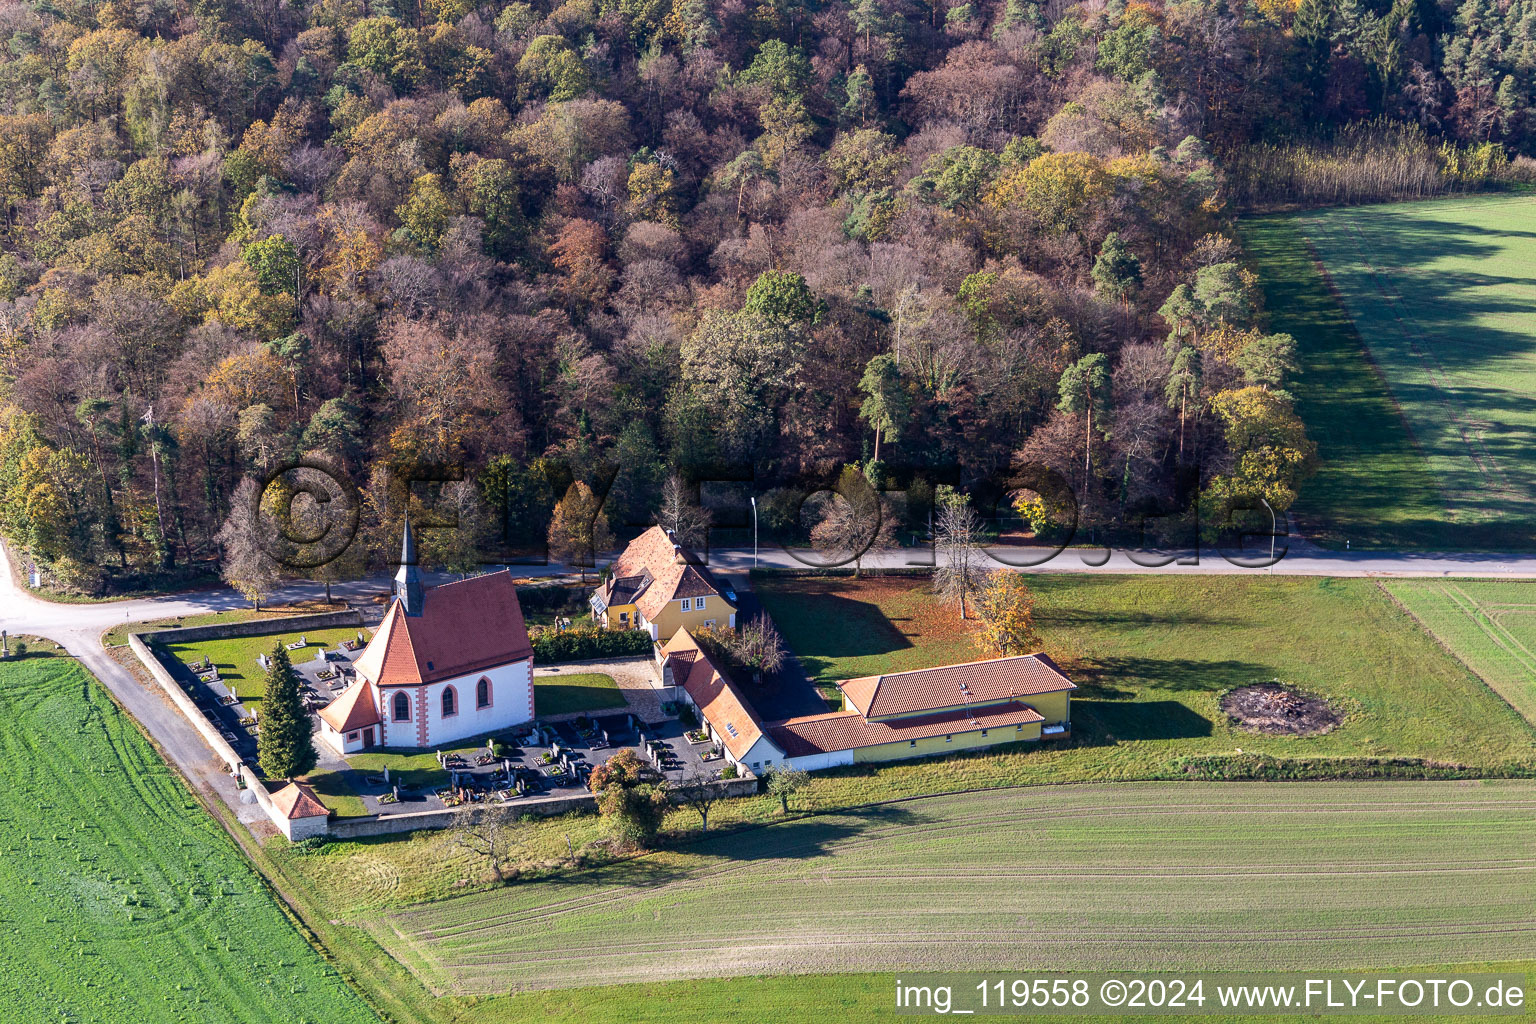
(591, 526, 736, 641)
(662, 629, 1075, 774)
(318, 520, 535, 754)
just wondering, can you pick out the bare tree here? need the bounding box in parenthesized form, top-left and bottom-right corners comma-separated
(933, 488, 985, 619)
(671, 765, 721, 831)
(654, 474, 712, 547)
(451, 804, 526, 881)
(216, 478, 282, 610)
(734, 612, 786, 683)
(808, 466, 896, 577)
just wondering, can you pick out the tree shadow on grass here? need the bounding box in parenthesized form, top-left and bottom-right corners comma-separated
(1072, 699, 1214, 743)
(1034, 608, 1246, 629)
(763, 591, 915, 667)
(687, 803, 929, 863)
(1074, 656, 1274, 694)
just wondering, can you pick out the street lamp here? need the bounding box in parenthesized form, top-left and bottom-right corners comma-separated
(1265, 499, 1277, 572)
(750, 496, 758, 567)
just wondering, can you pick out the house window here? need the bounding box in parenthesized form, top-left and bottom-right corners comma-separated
(981, 729, 988, 737)
(680, 598, 691, 611)
(392, 692, 410, 722)
(909, 739, 917, 747)
(695, 596, 705, 610)
(347, 731, 359, 743)
(945, 734, 952, 743)
(476, 677, 492, 709)
(442, 687, 457, 717)
(703, 619, 716, 628)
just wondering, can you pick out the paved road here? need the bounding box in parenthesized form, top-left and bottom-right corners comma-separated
(5, 532, 1536, 826)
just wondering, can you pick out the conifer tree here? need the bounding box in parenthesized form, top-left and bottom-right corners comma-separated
(257, 643, 317, 780)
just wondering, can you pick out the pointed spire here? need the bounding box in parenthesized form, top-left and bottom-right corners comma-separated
(395, 514, 424, 616)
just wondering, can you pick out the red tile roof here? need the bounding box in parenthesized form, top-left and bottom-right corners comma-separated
(838, 653, 1076, 720)
(354, 570, 533, 687)
(665, 629, 776, 762)
(768, 701, 1045, 757)
(317, 677, 381, 732)
(270, 781, 329, 820)
(605, 526, 731, 622)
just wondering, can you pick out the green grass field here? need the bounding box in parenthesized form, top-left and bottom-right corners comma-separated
(162, 626, 370, 704)
(533, 672, 624, 716)
(1385, 579, 1536, 724)
(755, 573, 1536, 775)
(363, 782, 1536, 994)
(0, 656, 378, 1023)
(1244, 195, 1536, 550)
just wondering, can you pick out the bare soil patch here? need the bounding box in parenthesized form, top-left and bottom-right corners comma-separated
(1221, 682, 1342, 736)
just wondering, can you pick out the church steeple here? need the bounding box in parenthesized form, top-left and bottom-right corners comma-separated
(395, 515, 424, 616)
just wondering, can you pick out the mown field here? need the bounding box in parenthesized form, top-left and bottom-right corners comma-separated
(755, 574, 1536, 772)
(1385, 579, 1536, 724)
(1245, 195, 1536, 550)
(362, 781, 1536, 995)
(162, 626, 369, 704)
(0, 655, 378, 1023)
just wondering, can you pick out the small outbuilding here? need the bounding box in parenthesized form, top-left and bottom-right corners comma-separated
(269, 781, 330, 840)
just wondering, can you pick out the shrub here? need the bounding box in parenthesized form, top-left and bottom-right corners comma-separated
(529, 624, 651, 663)
(719, 762, 738, 779)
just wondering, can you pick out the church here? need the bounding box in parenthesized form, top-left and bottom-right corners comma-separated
(318, 520, 536, 754)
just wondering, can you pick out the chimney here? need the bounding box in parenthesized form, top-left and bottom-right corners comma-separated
(673, 543, 684, 565)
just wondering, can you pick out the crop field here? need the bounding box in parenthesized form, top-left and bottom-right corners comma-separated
(162, 626, 369, 704)
(0, 655, 378, 1023)
(1384, 580, 1536, 724)
(1245, 195, 1536, 549)
(362, 781, 1536, 994)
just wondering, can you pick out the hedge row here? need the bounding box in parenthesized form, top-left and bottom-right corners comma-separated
(530, 624, 652, 663)
(1166, 753, 1536, 782)
(516, 584, 591, 614)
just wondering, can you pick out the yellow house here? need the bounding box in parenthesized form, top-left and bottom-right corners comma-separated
(664, 629, 1077, 775)
(591, 526, 736, 641)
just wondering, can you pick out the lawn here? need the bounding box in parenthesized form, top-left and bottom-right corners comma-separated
(534, 671, 624, 716)
(0, 655, 378, 1023)
(754, 573, 1536, 775)
(363, 781, 1536, 994)
(1243, 195, 1536, 550)
(101, 603, 330, 647)
(1384, 579, 1536, 725)
(161, 626, 370, 705)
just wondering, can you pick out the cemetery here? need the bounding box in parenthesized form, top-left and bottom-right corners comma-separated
(320, 710, 732, 819)
(162, 629, 375, 763)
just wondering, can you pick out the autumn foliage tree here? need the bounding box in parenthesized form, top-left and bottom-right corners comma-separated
(974, 573, 1043, 658)
(589, 748, 667, 847)
(547, 481, 614, 580)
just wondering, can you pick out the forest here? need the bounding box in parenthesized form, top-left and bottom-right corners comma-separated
(0, 0, 1530, 592)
